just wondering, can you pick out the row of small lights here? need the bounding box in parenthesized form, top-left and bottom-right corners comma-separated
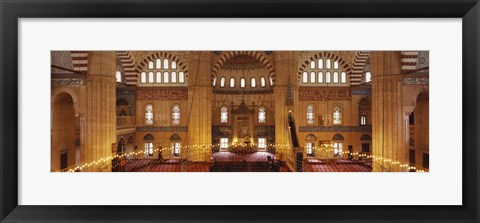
(66, 143, 427, 172)
(309, 146, 428, 172)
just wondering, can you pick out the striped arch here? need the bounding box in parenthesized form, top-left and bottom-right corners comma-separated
(351, 51, 371, 85)
(135, 52, 188, 85)
(297, 52, 352, 84)
(401, 51, 419, 74)
(211, 51, 275, 85)
(70, 51, 89, 74)
(116, 51, 137, 85)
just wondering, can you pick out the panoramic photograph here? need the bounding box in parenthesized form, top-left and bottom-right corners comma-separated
(51, 51, 429, 172)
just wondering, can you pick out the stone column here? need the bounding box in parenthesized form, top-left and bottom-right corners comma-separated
(185, 52, 212, 161)
(371, 51, 406, 172)
(414, 93, 429, 169)
(84, 51, 117, 171)
(274, 51, 296, 161)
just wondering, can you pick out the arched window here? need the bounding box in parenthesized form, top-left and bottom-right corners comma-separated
(333, 105, 342, 125)
(332, 134, 344, 157)
(301, 56, 347, 86)
(141, 72, 147, 83)
(140, 56, 186, 86)
(143, 134, 154, 157)
(251, 78, 256, 87)
(326, 72, 331, 83)
(318, 72, 323, 83)
(365, 72, 372, 82)
(148, 61, 154, 69)
(230, 78, 235, 88)
(220, 138, 229, 149)
(221, 106, 228, 123)
(307, 105, 314, 124)
(258, 138, 267, 149)
(341, 72, 347, 83)
(170, 133, 182, 157)
(172, 104, 180, 125)
(163, 59, 169, 69)
(145, 104, 153, 125)
(260, 77, 266, 87)
(163, 71, 169, 83)
(212, 76, 217, 86)
(359, 98, 370, 126)
(172, 141, 181, 157)
(116, 71, 122, 82)
(156, 72, 162, 83)
(305, 134, 317, 157)
(360, 114, 367, 126)
(318, 59, 323, 69)
(333, 142, 343, 157)
(269, 76, 274, 86)
(306, 142, 314, 156)
(302, 72, 308, 83)
(240, 78, 246, 88)
(179, 72, 185, 83)
(171, 71, 177, 83)
(220, 77, 226, 88)
(258, 106, 266, 123)
(148, 72, 154, 83)
(333, 72, 339, 83)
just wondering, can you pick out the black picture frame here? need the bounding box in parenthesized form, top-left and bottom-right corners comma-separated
(1, 0, 479, 222)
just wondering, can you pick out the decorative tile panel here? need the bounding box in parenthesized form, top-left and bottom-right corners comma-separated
(117, 89, 135, 96)
(137, 88, 188, 100)
(299, 88, 351, 101)
(403, 77, 429, 85)
(136, 126, 188, 132)
(51, 78, 85, 86)
(352, 88, 371, 95)
(299, 125, 372, 132)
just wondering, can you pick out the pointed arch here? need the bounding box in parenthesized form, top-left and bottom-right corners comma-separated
(297, 52, 352, 84)
(116, 51, 137, 85)
(211, 51, 275, 86)
(135, 52, 188, 84)
(351, 51, 371, 85)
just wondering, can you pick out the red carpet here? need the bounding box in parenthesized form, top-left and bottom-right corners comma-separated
(123, 159, 211, 172)
(122, 155, 369, 172)
(305, 159, 372, 172)
(212, 151, 275, 162)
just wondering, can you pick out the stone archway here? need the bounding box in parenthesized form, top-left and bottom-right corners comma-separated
(51, 92, 76, 172)
(211, 51, 275, 85)
(297, 52, 352, 84)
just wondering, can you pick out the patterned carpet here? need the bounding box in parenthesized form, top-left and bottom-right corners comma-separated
(308, 164, 372, 172)
(123, 159, 211, 172)
(182, 162, 212, 172)
(212, 151, 275, 162)
(124, 159, 151, 172)
(122, 155, 370, 172)
(306, 159, 372, 172)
